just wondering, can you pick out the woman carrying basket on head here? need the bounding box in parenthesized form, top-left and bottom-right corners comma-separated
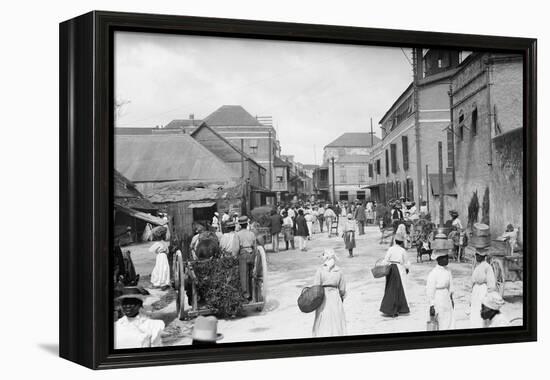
(342, 213, 356, 258)
(379, 230, 410, 317)
(312, 249, 347, 337)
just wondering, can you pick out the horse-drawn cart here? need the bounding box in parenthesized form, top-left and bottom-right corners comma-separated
(173, 246, 268, 320)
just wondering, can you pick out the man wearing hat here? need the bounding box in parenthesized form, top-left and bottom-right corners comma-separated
(114, 287, 165, 349)
(470, 249, 496, 328)
(426, 244, 455, 330)
(237, 216, 256, 298)
(481, 291, 509, 327)
(191, 316, 223, 345)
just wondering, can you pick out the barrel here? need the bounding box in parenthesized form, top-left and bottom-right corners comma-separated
(470, 234, 491, 248)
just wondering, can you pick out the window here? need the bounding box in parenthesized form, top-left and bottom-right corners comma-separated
(385, 150, 389, 176)
(458, 112, 464, 141)
(320, 170, 328, 181)
(249, 139, 258, 154)
(390, 144, 398, 173)
(340, 169, 347, 183)
(357, 191, 366, 200)
(406, 178, 414, 201)
(359, 169, 366, 183)
(447, 128, 454, 170)
(402, 135, 409, 171)
(471, 107, 478, 136)
(395, 181, 401, 198)
(276, 175, 283, 182)
(339, 191, 348, 201)
(376, 159, 381, 175)
(368, 163, 373, 178)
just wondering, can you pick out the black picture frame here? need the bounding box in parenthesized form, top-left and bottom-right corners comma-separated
(59, 10, 537, 369)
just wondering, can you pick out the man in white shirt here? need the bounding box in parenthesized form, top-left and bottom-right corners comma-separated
(115, 287, 165, 349)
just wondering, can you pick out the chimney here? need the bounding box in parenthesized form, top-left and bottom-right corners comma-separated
(189, 114, 195, 125)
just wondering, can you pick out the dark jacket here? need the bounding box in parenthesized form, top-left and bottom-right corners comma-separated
(354, 205, 367, 221)
(294, 215, 309, 237)
(269, 214, 283, 234)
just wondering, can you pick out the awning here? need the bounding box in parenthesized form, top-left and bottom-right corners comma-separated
(188, 201, 216, 209)
(115, 205, 166, 226)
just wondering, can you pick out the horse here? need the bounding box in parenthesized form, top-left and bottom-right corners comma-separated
(195, 238, 221, 260)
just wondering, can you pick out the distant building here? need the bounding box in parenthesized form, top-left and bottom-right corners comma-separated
(451, 52, 523, 234)
(323, 132, 380, 203)
(272, 156, 291, 202)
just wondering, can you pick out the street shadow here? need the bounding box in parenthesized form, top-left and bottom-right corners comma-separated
(38, 343, 59, 356)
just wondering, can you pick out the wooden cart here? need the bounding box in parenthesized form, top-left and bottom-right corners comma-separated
(467, 240, 523, 297)
(173, 246, 268, 320)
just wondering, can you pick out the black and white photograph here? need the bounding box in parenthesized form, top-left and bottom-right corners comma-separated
(112, 31, 525, 349)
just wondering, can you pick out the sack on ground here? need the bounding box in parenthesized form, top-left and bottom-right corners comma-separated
(297, 285, 325, 313)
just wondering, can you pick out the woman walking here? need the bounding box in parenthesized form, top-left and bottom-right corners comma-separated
(294, 209, 309, 251)
(312, 249, 347, 337)
(470, 250, 496, 328)
(426, 249, 456, 330)
(380, 231, 410, 316)
(343, 214, 356, 257)
(282, 211, 295, 250)
(150, 242, 171, 288)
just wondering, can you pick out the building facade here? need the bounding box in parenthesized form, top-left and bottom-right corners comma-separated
(451, 53, 523, 234)
(366, 49, 466, 216)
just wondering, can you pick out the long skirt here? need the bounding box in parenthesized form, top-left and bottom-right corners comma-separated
(312, 287, 347, 337)
(344, 231, 356, 250)
(282, 226, 294, 241)
(470, 283, 488, 328)
(151, 252, 170, 287)
(306, 221, 313, 237)
(380, 264, 409, 315)
(434, 288, 455, 330)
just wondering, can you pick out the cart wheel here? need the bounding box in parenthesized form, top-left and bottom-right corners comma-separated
(255, 246, 268, 310)
(491, 259, 505, 297)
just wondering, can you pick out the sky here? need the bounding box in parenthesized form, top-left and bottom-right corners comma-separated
(114, 32, 413, 164)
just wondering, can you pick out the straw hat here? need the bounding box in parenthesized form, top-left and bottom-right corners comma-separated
(116, 286, 148, 301)
(238, 216, 249, 225)
(192, 316, 224, 342)
(431, 249, 450, 260)
(482, 291, 506, 311)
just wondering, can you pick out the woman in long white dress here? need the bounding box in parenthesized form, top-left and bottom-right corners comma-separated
(470, 251, 496, 328)
(426, 250, 455, 330)
(150, 242, 171, 288)
(312, 249, 347, 337)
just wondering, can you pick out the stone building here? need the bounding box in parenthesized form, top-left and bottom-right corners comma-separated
(451, 52, 523, 235)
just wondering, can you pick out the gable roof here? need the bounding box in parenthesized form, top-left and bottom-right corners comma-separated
(273, 156, 290, 167)
(325, 133, 381, 148)
(115, 134, 238, 183)
(191, 123, 265, 170)
(203, 105, 263, 126)
(164, 119, 203, 129)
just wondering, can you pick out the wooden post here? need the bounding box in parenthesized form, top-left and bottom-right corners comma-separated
(331, 156, 336, 204)
(425, 164, 430, 211)
(438, 142, 444, 227)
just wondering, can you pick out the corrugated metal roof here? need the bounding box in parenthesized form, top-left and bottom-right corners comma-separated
(325, 133, 381, 148)
(115, 134, 238, 183)
(146, 183, 244, 204)
(204, 105, 263, 126)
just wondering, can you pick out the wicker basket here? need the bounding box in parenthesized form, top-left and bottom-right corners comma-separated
(371, 258, 390, 279)
(297, 285, 325, 313)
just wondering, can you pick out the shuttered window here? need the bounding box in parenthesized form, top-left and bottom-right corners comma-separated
(368, 163, 373, 178)
(376, 160, 381, 175)
(385, 150, 390, 176)
(390, 144, 398, 173)
(402, 135, 409, 171)
(447, 128, 454, 170)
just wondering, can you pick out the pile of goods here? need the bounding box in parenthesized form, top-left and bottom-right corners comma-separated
(193, 257, 247, 318)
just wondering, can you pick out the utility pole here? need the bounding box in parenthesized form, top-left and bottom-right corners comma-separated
(438, 142, 444, 227)
(425, 164, 430, 212)
(331, 156, 336, 204)
(370, 117, 374, 146)
(448, 83, 456, 184)
(412, 48, 423, 203)
(268, 129, 273, 192)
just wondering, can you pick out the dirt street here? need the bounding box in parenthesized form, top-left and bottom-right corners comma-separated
(128, 223, 523, 346)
